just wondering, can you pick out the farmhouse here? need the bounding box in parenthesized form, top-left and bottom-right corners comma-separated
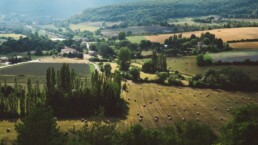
(88, 50, 97, 56)
(0, 56, 8, 62)
(197, 42, 208, 49)
(60, 46, 79, 55)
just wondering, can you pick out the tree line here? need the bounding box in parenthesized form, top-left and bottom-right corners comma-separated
(0, 64, 127, 119)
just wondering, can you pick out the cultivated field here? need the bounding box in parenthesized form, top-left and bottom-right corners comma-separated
(121, 82, 258, 134)
(102, 26, 173, 37)
(229, 42, 258, 49)
(145, 27, 258, 44)
(70, 22, 100, 32)
(207, 50, 258, 63)
(0, 34, 26, 39)
(0, 62, 92, 84)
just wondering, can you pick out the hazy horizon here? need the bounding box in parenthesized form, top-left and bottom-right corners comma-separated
(0, 0, 142, 18)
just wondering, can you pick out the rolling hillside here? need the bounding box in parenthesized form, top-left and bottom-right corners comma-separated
(69, 0, 258, 25)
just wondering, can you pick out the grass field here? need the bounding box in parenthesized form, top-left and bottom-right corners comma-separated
(134, 56, 258, 78)
(229, 42, 258, 49)
(206, 50, 258, 63)
(127, 36, 146, 44)
(0, 62, 92, 84)
(0, 34, 26, 39)
(70, 23, 100, 32)
(145, 27, 258, 44)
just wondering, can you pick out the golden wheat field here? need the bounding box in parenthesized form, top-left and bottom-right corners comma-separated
(229, 42, 258, 49)
(145, 27, 258, 44)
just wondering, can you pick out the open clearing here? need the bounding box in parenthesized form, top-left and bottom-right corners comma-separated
(145, 27, 258, 43)
(134, 56, 258, 78)
(229, 42, 258, 49)
(0, 34, 26, 39)
(207, 50, 258, 63)
(70, 22, 100, 32)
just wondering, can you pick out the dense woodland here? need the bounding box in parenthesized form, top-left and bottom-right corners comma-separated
(69, 0, 258, 26)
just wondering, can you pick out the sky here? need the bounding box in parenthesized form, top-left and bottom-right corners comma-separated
(0, 0, 141, 17)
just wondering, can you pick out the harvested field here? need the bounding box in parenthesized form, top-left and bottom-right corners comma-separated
(121, 82, 258, 134)
(145, 27, 258, 43)
(230, 42, 258, 49)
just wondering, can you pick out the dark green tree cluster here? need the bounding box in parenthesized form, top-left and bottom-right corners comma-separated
(118, 47, 132, 70)
(15, 105, 66, 145)
(142, 51, 167, 73)
(0, 33, 85, 56)
(67, 121, 216, 145)
(164, 32, 230, 56)
(46, 64, 125, 117)
(190, 68, 257, 91)
(0, 79, 45, 119)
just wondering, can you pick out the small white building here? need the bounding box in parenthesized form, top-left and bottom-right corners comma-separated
(60, 46, 79, 55)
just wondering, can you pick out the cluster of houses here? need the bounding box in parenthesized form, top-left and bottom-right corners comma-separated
(0, 55, 24, 65)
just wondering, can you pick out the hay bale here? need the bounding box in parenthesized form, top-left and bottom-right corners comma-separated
(149, 101, 152, 104)
(234, 101, 237, 104)
(54, 117, 57, 120)
(183, 108, 186, 112)
(196, 118, 199, 121)
(154, 116, 159, 122)
(140, 87, 142, 90)
(158, 90, 161, 92)
(173, 104, 176, 107)
(214, 107, 217, 110)
(226, 109, 230, 112)
(182, 118, 185, 121)
(6, 128, 11, 133)
(143, 104, 146, 107)
(81, 118, 85, 122)
(167, 114, 171, 117)
(220, 117, 224, 121)
(84, 120, 88, 123)
(139, 118, 143, 122)
(196, 112, 200, 115)
(134, 99, 137, 102)
(140, 115, 144, 118)
(137, 112, 140, 116)
(156, 98, 158, 101)
(168, 117, 172, 121)
(194, 103, 196, 106)
(128, 97, 130, 101)
(227, 100, 230, 103)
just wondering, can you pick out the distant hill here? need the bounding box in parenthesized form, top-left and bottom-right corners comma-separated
(0, 0, 143, 19)
(69, 0, 258, 25)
